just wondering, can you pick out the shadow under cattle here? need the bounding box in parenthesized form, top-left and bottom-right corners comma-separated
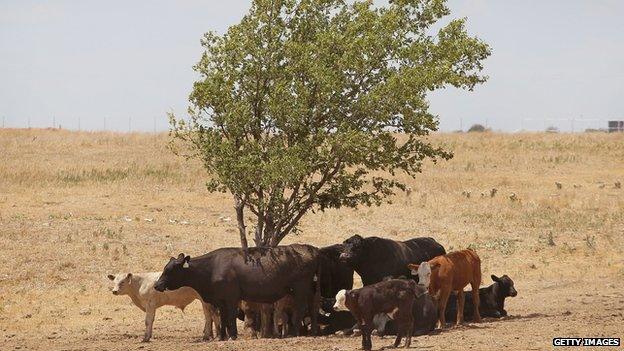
(480, 313, 551, 323)
(426, 322, 492, 336)
(379, 345, 435, 350)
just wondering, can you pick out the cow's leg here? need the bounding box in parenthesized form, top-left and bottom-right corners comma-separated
(290, 300, 304, 337)
(273, 309, 281, 338)
(218, 303, 228, 341)
(283, 314, 290, 338)
(456, 289, 465, 325)
(405, 316, 414, 349)
(393, 326, 403, 348)
(403, 306, 414, 348)
(292, 286, 310, 337)
(201, 303, 213, 341)
(471, 280, 481, 323)
(225, 301, 239, 340)
(242, 306, 257, 338)
(437, 288, 451, 329)
(308, 281, 320, 336)
(143, 304, 156, 342)
(361, 318, 373, 351)
(213, 307, 221, 339)
(260, 304, 273, 338)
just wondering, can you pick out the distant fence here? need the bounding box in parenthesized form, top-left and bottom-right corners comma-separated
(2, 115, 623, 133)
(0, 116, 170, 133)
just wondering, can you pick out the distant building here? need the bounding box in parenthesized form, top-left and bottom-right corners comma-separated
(608, 120, 624, 132)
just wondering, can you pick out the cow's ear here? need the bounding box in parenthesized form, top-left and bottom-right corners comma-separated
(491, 274, 501, 283)
(126, 273, 133, 279)
(107, 274, 115, 281)
(183, 255, 191, 268)
(177, 253, 186, 260)
(430, 262, 441, 271)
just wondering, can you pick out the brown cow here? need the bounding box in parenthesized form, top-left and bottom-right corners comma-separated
(333, 279, 417, 350)
(408, 249, 482, 328)
(273, 294, 295, 337)
(239, 300, 273, 338)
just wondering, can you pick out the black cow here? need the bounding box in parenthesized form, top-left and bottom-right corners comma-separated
(319, 244, 354, 300)
(154, 245, 321, 340)
(445, 274, 517, 323)
(339, 235, 446, 286)
(319, 297, 356, 335)
(379, 283, 438, 336)
(316, 244, 356, 335)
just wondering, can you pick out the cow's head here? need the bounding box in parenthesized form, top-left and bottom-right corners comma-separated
(407, 262, 439, 288)
(333, 289, 349, 311)
(107, 273, 133, 296)
(339, 235, 365, 265)
(491, 274, 517, 297)
(154, 253, 191, 292)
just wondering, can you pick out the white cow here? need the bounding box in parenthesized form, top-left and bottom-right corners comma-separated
(107, 272, 220, 342)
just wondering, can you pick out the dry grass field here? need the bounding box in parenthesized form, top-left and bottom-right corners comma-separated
(1, 128, 623, 350)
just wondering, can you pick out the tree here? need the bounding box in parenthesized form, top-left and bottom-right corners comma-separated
(170, 0, 490, 249)
(468, 124, 487, 132)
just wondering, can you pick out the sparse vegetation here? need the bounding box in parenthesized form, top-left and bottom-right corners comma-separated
(0, 129, 623, 349)
(469, 238, 517, 256)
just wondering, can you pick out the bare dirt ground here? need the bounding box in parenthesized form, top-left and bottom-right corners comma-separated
(1, 129, 623, 350)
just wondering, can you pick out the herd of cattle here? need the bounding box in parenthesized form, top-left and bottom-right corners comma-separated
(107, 235, 517, 350)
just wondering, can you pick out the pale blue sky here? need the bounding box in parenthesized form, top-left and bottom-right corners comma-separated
(1, 1, 623, 132)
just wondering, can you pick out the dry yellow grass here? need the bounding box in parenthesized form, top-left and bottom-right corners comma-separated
(1, 128, 623, 350)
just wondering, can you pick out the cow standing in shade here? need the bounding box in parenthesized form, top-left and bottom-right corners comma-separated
(153, 244, 321, 341)
(107, 272, 220, 342)
(319, 244, 354, 299)
(409, 249, 482, 328)
(339, 235, 446, 286)
(333, 279, 418, 350)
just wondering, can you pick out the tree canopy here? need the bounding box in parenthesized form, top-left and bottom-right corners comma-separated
(170, 0, 490, 248)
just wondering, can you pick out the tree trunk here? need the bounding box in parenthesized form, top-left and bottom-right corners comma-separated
(234, 196, 249, 256)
